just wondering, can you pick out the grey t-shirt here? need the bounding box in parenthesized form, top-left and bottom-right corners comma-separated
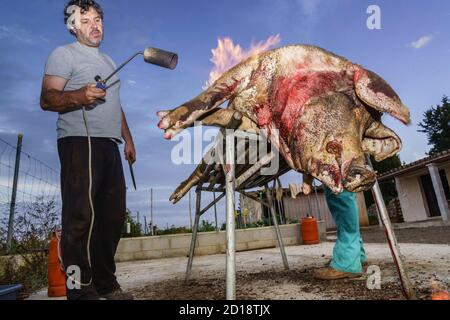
(44, 41, 122, 141)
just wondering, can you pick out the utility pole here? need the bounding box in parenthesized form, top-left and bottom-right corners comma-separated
(150, 188, 154, 236)
(213, 192, 218, 231)
(137, 211, 140, 234)
(144, 215, 148, 235)
(189, 190, 193, 229)
(6, 133, 23, 255)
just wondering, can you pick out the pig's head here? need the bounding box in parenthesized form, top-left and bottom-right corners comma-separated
(290, 93, 377, 193)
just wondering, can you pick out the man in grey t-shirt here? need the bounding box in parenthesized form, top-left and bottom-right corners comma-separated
(40, 0, 134, 300)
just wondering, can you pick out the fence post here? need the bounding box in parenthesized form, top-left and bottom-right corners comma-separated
(6, 133, 23, 254)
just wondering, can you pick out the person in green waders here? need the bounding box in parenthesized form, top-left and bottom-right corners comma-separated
(302, 175, 367, 280)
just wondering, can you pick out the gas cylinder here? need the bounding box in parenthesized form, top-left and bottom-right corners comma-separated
(301, 216, 320, 245)
(47, 230, 66, 297)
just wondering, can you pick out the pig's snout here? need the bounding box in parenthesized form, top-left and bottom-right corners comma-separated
(343, 165, 376, 193)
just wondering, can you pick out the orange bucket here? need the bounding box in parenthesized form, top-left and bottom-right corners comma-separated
(47, 231, 66, 297)
(301, 216, 320, 245)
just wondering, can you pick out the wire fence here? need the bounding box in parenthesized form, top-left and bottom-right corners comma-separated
(0, 135, 61, 252)
(125, 187, 227, 236)
(0, 134, 228, 251)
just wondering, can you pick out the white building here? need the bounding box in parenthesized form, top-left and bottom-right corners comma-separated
(377, 150, 450, 223)
(240, 188, 369, 230)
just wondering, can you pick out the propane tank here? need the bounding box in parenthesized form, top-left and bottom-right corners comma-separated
(47, 230, 66, 297)
(301, 215, 320, 245)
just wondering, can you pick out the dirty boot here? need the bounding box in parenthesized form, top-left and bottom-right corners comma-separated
(326, 259, 368, 268)
(99, 288, 134, 300)
(313, 267, 362, 280)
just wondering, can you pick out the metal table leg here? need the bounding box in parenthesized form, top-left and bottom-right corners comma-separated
(185, 191, 202, 282)
(265, 184, 289, 270)
(225, 128, 236, 300)
(366, 155, 416, 300)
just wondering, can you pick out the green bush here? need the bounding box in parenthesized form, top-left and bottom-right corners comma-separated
(155, 226, 191, 235)
(122, 209, 143, 238)
(198, 220, 216, 232)
(0, 197, 58, 299)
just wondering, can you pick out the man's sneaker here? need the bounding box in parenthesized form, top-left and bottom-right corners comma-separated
(313, 267, 362, 280)
(99, 288, 134, 300)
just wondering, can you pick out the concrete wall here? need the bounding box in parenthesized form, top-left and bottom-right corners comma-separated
(396, 174, 429, 222)
(115, 222, 326, 263)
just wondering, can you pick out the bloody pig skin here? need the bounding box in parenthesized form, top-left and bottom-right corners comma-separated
(158, 45, 410, 199)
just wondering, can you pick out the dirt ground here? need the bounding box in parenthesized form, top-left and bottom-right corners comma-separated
(28, 227, 450, 301)
(133, 262, 414, 300)
(126, 242, 450, 300)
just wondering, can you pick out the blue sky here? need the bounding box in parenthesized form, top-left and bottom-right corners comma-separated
(1, 0, 449, 228)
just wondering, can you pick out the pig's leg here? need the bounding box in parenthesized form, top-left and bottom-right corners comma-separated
(170, 109, 263, 204)
(169, 110, 259, 204)
(158, 58, 259, 139)
(195, 108, 260, 132)
(169, 160, 206, 204)
(362, 121, 402, 162)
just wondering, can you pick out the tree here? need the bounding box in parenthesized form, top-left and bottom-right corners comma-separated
(122, 209, 142, 238)
(418, 95, 450, 155)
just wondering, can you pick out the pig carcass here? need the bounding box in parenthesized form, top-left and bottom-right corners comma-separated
(157, 45, 410, 203)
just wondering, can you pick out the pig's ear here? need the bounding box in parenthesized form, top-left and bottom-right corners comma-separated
(354, 68, 411, 125)
(362, 121, 402, 162)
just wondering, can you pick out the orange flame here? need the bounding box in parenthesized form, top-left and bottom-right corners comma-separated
(204, 34, 281, 89)
(432, 291, 450, 300)
(431, 280, 450, 300)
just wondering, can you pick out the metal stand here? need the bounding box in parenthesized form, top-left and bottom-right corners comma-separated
(184, 112, 290, 300)
(265, 184, 289, 270)
(225, 125, 236, 300)
(185, 191, 225, 281)
(366, 155, 416, 300)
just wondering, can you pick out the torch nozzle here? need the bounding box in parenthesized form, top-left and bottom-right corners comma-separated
(143, 47, 178, 70)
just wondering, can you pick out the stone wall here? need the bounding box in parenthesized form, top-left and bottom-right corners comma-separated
(115, 222, 326, 262)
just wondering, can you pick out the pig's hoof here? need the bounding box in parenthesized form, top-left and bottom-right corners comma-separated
(157, 110, 170, 118)
(169, 191, 182, 204)
(158, 118, 170, 130)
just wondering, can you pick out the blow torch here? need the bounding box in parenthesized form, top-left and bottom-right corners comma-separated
(95, 47, 178, 90)
(92, 47, 178, 190)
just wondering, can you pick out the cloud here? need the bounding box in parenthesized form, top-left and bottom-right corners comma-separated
(410, 35, 434, 49)
(299, 0, 322, 18)
(127, 79, 137, 86)
(247, 0, 334, 40)
(0, 25, 49, 45)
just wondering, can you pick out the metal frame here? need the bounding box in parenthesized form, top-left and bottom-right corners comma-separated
(366, 155, 416, 300)
(184, 112, 290, 300)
